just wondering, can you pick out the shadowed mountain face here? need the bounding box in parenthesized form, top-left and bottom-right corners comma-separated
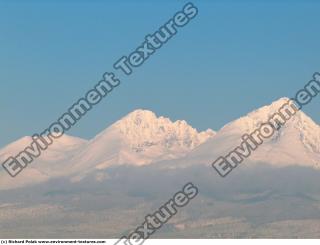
(1, 98, 320, 238)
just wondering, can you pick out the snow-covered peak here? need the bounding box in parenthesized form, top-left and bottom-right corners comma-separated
(246, 97, 293, 121)
(194, 97, 320, 168)
(112, 109, 215, 153)
(220, 97, 296, 134)
(68, 109, 217, 171)
(120, 109, 159, 122)
(1, 103, 320, 191)
(219, 97, 320, 147)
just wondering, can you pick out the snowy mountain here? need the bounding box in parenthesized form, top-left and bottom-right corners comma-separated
(68, 109, 215, 174)
(1, 99, 320, 190)
(185, 97, 320, 168)
(0, 134, 87, 190)
(0, 134, 87, 163)
(0, 110, 215, 188)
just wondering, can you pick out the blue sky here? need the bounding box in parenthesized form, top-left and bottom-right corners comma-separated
(1, 0, 320, 147)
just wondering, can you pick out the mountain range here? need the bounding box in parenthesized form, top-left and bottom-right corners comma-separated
(1, 97, 319, 190)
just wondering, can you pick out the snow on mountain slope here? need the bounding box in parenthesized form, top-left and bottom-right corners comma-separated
(0, 109, 215, 188)
(68, 109, 215, 174)
(0, 134, 87, 162)
(1, 99, 320, 190)
(186, 97, 320, 168)
(0, 134, 88, 190)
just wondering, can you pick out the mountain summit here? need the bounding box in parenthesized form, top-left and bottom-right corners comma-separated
(189, 97, 320, 168)
(113, 109, 215, 154)
(1, 101, 320, 190)
(69, 109, 216, 173)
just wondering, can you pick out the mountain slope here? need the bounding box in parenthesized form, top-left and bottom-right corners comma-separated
(1, 99, 320, 190)
(0, 110, 215, 188)
(0, 134, 88, 190)
(0, 134, 87, 162)
(184, 97, 320, 168)
(68, 109, 215, 174)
